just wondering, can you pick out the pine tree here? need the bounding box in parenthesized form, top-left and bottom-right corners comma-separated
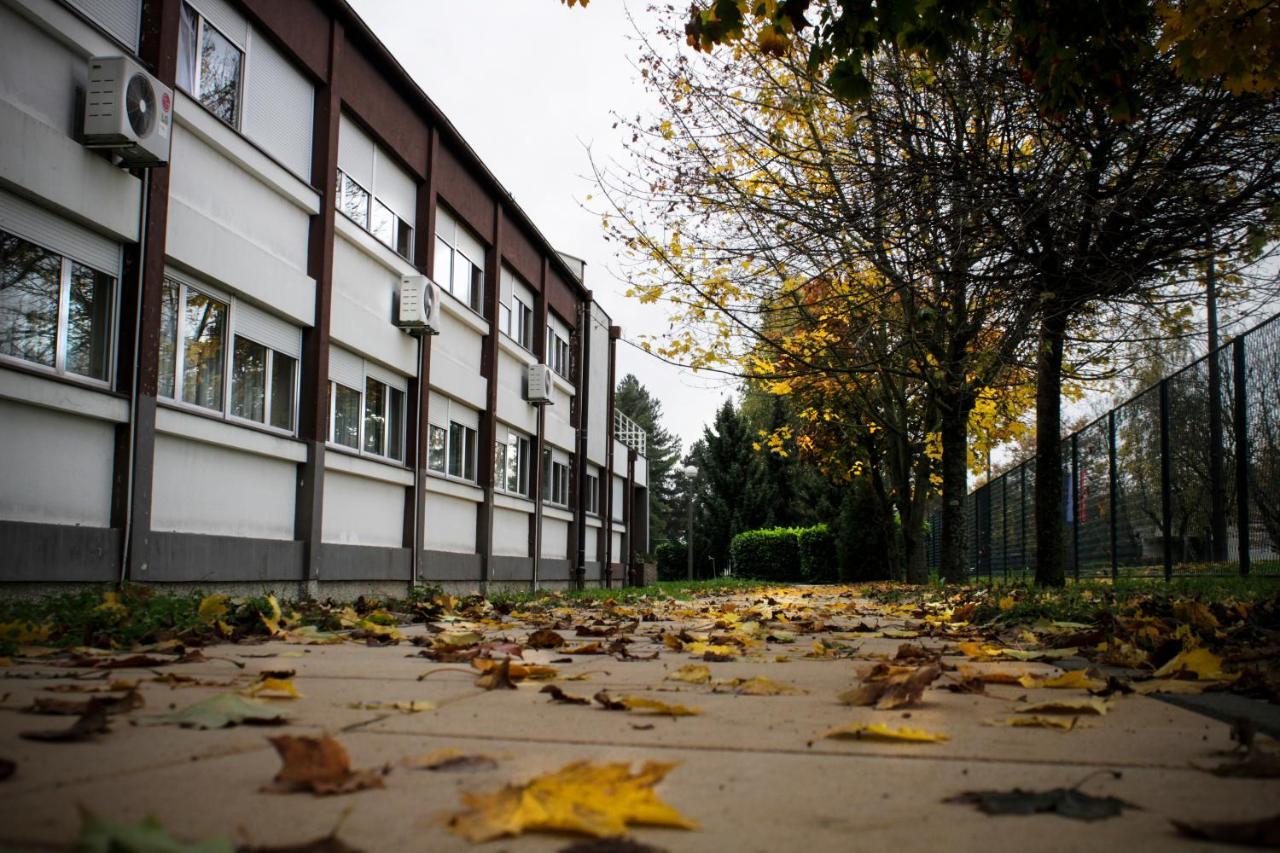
(688, 399, 770, 576)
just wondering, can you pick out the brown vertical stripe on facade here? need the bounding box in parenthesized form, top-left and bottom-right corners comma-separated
(475, 205, 503, 589)
(572, 294, 593, 588)
(294, 18, 344, 582)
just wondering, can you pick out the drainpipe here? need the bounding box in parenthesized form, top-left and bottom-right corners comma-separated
(119, 169, 150, 585)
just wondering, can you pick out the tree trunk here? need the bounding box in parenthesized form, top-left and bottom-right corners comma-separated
(939, 400, 971, 583)
(1034, 305, 1070, 586)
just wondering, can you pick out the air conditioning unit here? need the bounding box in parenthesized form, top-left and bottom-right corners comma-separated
(526, 363, 554, 405)
(82, 56, 173, 167)
(395, 275, 441, 334)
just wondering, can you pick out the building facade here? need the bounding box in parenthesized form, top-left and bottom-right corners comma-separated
(0, 0, 650, 593)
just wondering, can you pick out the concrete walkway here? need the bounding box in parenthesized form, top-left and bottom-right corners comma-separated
(1, 586, 1276, 851)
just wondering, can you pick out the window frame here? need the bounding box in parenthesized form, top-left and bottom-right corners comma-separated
(495, 427, 531, 499)
(585, 471, 600, 516)
(325, 365, 407, 463)
(547, 326, 572, 379)
(428, 397, 479, 484)
(159, 275, 299, 437)
(0, 228, 117, 389)
(541, 449, 572, 508)
(179, 2, 246, 130)
(434, 215, 485, 317)
(335, 167, 415, 263)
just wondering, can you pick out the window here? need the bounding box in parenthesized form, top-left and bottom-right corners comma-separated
(325, 373, 405, 461)
(495, 428, 531, 498)
(0, 230, 113, 382)
(548, 326, 571, 378)
(585, 471, 600, 515)
(434, 209, 484, 313)
(362, 376, 405, 461)
(336, 169, 415, 261)
(178, 3, 243, 128)
(159, 276, 298, 432)
(428, 424, 447, 473)
(542, 449, 571, 507)
(448, 421, 477, 480)
(513, 296, 533, 349)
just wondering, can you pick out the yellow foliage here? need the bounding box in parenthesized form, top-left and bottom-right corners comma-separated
(821, 722, 949, 743)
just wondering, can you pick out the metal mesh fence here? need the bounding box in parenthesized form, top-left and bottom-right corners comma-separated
(926, 311, 1280, 579)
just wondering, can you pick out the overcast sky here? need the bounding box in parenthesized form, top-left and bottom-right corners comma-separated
(347, 0, 734, 455)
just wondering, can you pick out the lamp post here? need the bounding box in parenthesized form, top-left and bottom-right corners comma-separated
(682, 464, 697, 581)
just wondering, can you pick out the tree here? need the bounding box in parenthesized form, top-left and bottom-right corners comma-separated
(614, 374, 682, 544)
(687, 399, 771, 575)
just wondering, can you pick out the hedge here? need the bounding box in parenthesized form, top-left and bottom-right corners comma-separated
(730, 528, 801, 581)
(655, 541, 688, 581)
(798, 524, 838, 583)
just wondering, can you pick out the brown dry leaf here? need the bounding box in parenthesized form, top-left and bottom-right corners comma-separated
(956, 666, 1041, 687)
(565, 643, 607, 655)
(20, 698, 112, 742)
(472, 658, 559, 681)
(986, 716, 1078, 730)
(26, 689, 142, 716)
(528, 629, 566, 649)
(446, 760, 697, 841)
(821, 722, 948, 743)
(1013, 698, 1109, 716)
(347, 700, 435, 713)
(403, 748, 498, 773)
(839, 663, 941, 710)
(661, 634, 683, 651)
(665, 665, 712, 685)
(1130, 678, 1214, 695)
(684, 642, 737, 659)
(541, 684, 591, 706)
(593, 692, 700, 716)
(476, 658, 519, 691)
(262, 735, 385, 796)
(718, 677, 805, 696)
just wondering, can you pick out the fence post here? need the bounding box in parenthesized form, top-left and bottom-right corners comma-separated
(1159, 379, 1173, 581)
(1071, 432, 1080, 581)
(1001, 473, 1008, 582)
(1108, 410, 1118, 581)
(1233, 337, 1251, 576)
(1020, 466, 1027, 579)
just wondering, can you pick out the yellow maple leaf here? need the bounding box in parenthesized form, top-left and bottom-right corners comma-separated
(621, 696, 702, 716)
(447, 761, 698, 841)
(197, 594, 229, 624)
(260, 595, 284, 636)
(1152, 647, 1234, 681)
(721, 676, 806, 696)
(821, 722, 948, 743)
(1130, 678, 1214, 695)
(245, 677, 301, 699)
(666, 664, 712, 684)
(1038, 670, 1106, 691)
(986, 715, 1077, 730)
(1013, 697, 1109, 716)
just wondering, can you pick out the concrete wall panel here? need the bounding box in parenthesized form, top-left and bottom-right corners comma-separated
(492, 506, 529, 558)
(0, 398, 114, 527)
(152, 434, 295, 539)
(321, 468, 404, 547)
(425, 492, 476, 553)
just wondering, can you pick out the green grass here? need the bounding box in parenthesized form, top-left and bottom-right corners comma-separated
(488, 577, 767, 607)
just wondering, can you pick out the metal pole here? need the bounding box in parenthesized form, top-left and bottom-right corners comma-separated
(1108, 410, 1119, 581)
(1207, 249, 1228, 562)
(1071, 432, 1080, 581)
(1001, 473, 1008, 582)
(1233, 337, 1252, 576)
(686, 491, 694, 581)
(1159, 379, 1174, 581)
(1020, 465, 1027, 579)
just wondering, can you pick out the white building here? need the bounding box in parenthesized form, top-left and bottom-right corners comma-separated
(0, 0, 649, 594)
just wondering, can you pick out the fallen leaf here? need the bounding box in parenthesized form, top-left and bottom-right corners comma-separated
(260, 595, 285, 636)
(558, 837, 669, 853)
(956, 666, 1041, 687)
(245, 677, 301, 700)
(347, 700, 435, 713)
(839, 663, 941, 710)
(471, 658, 559, 681)
(446, 760, 697, 841)
(542, 684, 592, 705)
(263, 735, 385, 796)
(20, 698, 111, 742)
(26, 689, 142, 716)
(566, 642, 607, 655)
(403, 748, 498, 772)
(282, 626, 345, 645)
(1172, 813, 1280, 845)
(986, 716, 1078, 730)
(1013, 698, 1109, 716)
(1153, 647, 1234, 681)
(476, 658, 519, 690)
(1130, 678, 1214, 695)
(149, 693, 288, 729)
(1208, 749, 1280, 779)
(665, 664, 712, 685)
(0, 758, 14, 781)
(528, 629, 566, 649)
(1038, 670, 1106, 691)
(197, 594, 230, 624)
(75, 808, 234, 853)
(946, 785, 1137, 821)
(437, 631, 484, 647)
(821, 722, 948, 743)
(717, 676, 805, 696)
(619, 697, 702, 717)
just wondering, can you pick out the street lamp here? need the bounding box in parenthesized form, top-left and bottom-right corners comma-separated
(682, 464, 697, 581)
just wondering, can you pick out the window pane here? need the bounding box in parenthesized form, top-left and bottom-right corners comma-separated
(364, 377, 386, 456)
(506, 440, 519, 493)
(371, 198, 395, 247)
(231, 336, 266, 422)
(159, 279, 178, 398)
(270, 352, 295, 431)
(452, 254, 472, 304)
(388, 387, 404, 461)
(339, 171, 370, 228)
(198, 18, 241, 125)
(181, 289, 226, 410)
(470, 264, 483, 311)
(499, 303, 511, 337)
(0, 232, 60, 368)
(464, 427, 476, 481)
(396, 219, 414, 261)
(177, 3, 197, 93)
(448, 422, 463, 477)
(428, 425, 446, 472)
(495, 442, 506, 489)
(433, 238, 451, 287)
(542, 450, 551, 500)
(65, 262, 113, 380)
(333, 383, 360, 448)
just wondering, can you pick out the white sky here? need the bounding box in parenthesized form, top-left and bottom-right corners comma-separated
(346, 0, 734, 454)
